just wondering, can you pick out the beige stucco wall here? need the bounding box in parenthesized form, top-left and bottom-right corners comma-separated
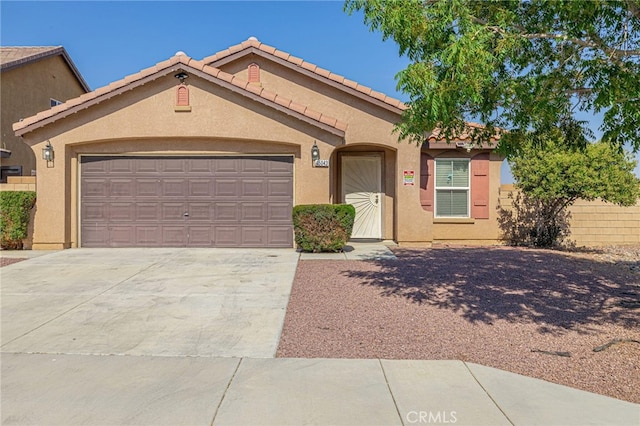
(222, 56, 434, 244)
(19, 53, 507, 249)
(429, 150, 504, 245)
(499, 185, 640, 246)
(1, 55, 86, 176)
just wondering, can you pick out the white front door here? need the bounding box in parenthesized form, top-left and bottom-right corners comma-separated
(341, 155, 382, 239)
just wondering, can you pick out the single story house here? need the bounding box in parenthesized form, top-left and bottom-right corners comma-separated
(13, 37, 504, 250)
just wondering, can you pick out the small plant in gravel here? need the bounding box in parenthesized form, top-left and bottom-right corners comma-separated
(292, 204, 355, 252)
(0, 191, 36, 250)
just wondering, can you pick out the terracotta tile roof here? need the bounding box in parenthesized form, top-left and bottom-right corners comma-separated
(13, 54, 347, 137)
(427, 122, 502, 143)
(1, 46, 90, 92)
(203, 37, 408, 113)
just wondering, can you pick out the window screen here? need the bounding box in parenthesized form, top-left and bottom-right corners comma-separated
(435, 159, 469, 217)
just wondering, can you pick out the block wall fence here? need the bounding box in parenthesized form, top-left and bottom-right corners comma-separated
(499, 184, 640, 247)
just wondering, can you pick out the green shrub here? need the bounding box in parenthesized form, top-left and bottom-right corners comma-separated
(292, 204, 356, 252)
(0, 191, 36, 250)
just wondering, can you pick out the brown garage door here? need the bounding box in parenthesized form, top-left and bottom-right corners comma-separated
(80, 156, 293, 248)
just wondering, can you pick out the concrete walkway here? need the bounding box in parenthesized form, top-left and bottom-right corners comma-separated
(1, 354, 637, 425)
(2, 246, 639, 425)
(299, 241, 398, 260)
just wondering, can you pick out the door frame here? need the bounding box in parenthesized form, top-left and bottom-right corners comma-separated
(338, 151, 385, 240)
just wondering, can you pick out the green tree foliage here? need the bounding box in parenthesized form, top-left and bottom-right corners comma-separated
(345, 0, 640, 152)
(0, 191, 36, 250)
(500, 133, 640, 246)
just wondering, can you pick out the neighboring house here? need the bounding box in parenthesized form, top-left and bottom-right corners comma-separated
(1, 46, 89, 182)
(13, 38, 504, 250)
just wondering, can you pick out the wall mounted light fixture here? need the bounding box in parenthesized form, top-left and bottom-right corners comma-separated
(42, 141, 54, 163)
(174, 72, 189, 83)
(311, 141, 320, 165)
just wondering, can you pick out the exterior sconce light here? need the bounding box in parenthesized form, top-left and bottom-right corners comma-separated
(311, 141, 320, 164)
(42, 141, 54, 162)
(174, 72, 189, 83)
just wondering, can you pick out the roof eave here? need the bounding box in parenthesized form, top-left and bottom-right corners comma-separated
(206, 45, 406, 115)
(14, 60, 346, 139)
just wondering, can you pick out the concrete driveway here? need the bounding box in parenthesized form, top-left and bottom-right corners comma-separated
(1, 248, 299, 358)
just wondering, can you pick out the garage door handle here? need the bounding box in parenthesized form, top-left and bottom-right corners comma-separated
(183, 212, 189, 217)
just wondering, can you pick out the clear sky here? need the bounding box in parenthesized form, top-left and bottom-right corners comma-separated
(1, 1, 637, 179)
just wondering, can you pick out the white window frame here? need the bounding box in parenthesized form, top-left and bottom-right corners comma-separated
(434, 158, 471, 218)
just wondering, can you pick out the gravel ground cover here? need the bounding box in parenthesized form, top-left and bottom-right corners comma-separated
(277, 245, 640, 403)
(0, 257, 27, 267)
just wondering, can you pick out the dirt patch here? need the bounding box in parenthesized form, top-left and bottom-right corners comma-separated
(0, 257, 27, 267)
(277, 245, 640, 403)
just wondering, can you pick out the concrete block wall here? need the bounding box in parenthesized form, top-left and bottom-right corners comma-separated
(499, 185, 640, 247)
(0, 176, 37, 192)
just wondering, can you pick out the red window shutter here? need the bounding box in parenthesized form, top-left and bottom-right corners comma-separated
(471, 153, 490, 219)
(176, 85, 189, 106)
(248, 63, 260, 83)
(420, 153, 434, 212)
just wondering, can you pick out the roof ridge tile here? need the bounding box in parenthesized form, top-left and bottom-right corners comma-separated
(14, 49, 348, 136)
(203, 38, 406, 112)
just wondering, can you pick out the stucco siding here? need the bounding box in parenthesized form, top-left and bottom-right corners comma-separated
(1, 55, 86, 176)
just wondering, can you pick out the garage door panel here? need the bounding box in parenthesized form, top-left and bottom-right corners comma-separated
(242, 179, 265, 197)
(81, 155, 293, 248)
(241, 158, 267, 173)
(82, 178, 109, 197)
(242, 227, 266, 246)
(215, 227, 241, 246)
(136, 203, 160, 221)
(187, 203, 212, 221)
(110, 226, 137, 247)
(189, 179, 213, 197)
(241, 203, 265, 221)
(109, 158, 135, 173)
(215, 179, 240, 197)
(268, 227, 294, 246)
(268, 202, 293, 221)
(135, 158, 161, 173)
(162, 227, 187, 246)
(136, 179, 162, 197)
(81, 225, 109, 246)
(188, 158, 215, 173)
(83, 202, 108, 220)
(162, 158, 185, 173)
(187, 226, 214, 246)
(214, 202, 239, 221)
(162, 203, 186, 221)
(163, 179, 187, 197)
(137, 226, 162, 245)
(267, 158, 294, 173)
(110, 203, 135, 221)
(110, 179, 135, 197)
(214, 158, 240, 174)
(268, 178, 294, 197)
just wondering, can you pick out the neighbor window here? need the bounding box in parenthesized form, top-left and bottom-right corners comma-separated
(50, 98, 62, 108)
(435, 159, 470, 217)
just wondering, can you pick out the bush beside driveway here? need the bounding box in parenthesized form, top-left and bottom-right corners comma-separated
(277, 245, 640, 403)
